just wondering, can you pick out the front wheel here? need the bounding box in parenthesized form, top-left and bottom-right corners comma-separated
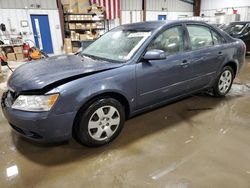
(213, 66, 234, 97)
(75, 98, 125, 147)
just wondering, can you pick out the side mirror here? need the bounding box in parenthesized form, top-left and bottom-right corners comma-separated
(143, 49, 167, 61)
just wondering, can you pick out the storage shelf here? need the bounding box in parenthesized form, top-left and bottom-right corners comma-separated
(64, 12, 96, 15)
(63, 9, 106, 45)
(65, 20, 105, 23)
(72, 40, 95, 42)
(67, 28, 105, 32)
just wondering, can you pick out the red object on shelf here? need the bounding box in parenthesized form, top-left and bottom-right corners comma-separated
(233, 9, 238, 14)
(23, 43, 30, 58)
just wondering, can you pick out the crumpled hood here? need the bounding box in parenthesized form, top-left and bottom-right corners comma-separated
(8, 55, 123, 92)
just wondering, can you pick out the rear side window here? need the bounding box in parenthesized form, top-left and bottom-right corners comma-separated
(187, 25, 213, 50)
(148, 26, 184, 55)
(211, 30, 223, 45)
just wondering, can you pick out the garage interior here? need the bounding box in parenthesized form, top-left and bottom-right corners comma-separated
(0, 0, 250, 187)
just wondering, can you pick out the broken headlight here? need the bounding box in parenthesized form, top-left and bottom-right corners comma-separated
(12, 94, 59, 112)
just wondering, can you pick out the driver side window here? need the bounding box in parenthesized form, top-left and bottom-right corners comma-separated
(147, 26, 184, 55)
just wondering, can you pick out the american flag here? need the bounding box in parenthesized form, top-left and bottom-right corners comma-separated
(90, 0, 120, 20)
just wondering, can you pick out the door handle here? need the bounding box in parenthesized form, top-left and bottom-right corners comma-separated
(180, 60, 190, 66)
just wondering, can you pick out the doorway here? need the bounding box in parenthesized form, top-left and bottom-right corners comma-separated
(30, 15, 54, 54)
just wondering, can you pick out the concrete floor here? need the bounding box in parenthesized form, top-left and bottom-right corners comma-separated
(0, 58, 250, 188)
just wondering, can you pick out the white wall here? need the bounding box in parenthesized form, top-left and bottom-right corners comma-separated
(201, 7, 250, 22)
(201, 0, 250, 21)
(201, 0, 250, 10)
(0, 0, 57, 9)
(146, 0, 193, 12)
(120, 0, 194, 24)
(120, 10, 193, 24)
(121, 11, 143, 24)
(0, 9, 63, 55)
(146, 11, 193, 21)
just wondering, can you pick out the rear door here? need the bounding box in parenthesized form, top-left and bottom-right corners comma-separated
(136, 25, 193, 109)
(185, 24, 226, 90)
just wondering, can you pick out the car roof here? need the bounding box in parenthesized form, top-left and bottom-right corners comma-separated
(117, 20, 211, 31)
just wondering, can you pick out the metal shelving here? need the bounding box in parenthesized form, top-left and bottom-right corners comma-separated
(64, 12, 106, 48)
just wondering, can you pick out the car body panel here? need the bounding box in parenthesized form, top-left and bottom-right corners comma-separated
(222, 21, 250, 51)
(2, 106, 75, 142)
(136, 51, 193, 109)
(8, 55, 124, 92)
(1, 20, 246, 143)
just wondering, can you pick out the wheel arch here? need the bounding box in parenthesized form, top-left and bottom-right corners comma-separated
(72, 91, 131, 135)
(223, 60, 238, 77)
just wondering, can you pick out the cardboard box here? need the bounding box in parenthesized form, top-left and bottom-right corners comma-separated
(13, 46, 23, 53)
(63, 4, 69, 13)
(64, 38, 72, 54)
(68, 15, 75, 21)
(2, 46, 14, 54)
(91, 23, 97, 28)
(80, 34, 88, 41)
(83, 15, 92, 20)
(72, 47, 80, 53)
(96, 22, 104, 28)
(69, 23, 76, 30)
(15, 53, 24, 61)
(75, 23, 82, 29)
(81, 24, 86, 29)
(7, 53, 16, 61)
(80, 34, 94, 41)
(69, 0, 78, 13)
(78, 0, 90, 13)
(70, 31, 80, 41)
(85, 23, 91, 29)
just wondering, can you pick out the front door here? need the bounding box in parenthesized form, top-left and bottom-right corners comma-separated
(30, 15, 53, 54)
(136, 26, 193, 109)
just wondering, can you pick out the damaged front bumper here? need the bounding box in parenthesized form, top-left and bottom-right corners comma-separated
(1, 91, 76, 143)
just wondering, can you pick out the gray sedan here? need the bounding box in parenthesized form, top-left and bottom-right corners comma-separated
(1, 20, 246, 147)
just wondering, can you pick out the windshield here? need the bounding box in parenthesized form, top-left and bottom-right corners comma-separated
(81, 30, 151, 62)
(223, 23, 246, 35)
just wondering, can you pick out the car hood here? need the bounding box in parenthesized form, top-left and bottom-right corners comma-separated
(8, 55, 123, 92)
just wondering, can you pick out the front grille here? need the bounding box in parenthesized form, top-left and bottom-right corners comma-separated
(2, 90, 18, 107)
(9, 90, 18, 101)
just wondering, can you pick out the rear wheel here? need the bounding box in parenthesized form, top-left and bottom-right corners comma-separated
(213, 66, 234, 97)
(75, 98, 125, 147)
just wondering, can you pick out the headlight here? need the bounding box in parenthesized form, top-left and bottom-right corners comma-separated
(12, 94, 59, 112)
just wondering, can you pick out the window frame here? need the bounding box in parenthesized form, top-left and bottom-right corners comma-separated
(185, 24, 215, 51)
(210, 29, 225, 46)
(244, 23, 250, 33)
(144, 24, 188, 57)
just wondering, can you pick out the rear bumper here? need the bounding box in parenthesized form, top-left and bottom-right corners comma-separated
(2, 105, 76, 143)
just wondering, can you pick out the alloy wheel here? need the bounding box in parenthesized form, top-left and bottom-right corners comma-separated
(88, 105, 120, 141)
(218, 70, 232, 94)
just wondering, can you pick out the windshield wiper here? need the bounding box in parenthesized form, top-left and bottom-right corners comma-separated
(81, 53, 101, 60)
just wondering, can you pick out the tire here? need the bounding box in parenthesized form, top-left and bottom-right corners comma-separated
(75, 98, 125, 147)
(213, 66, 234, 97)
